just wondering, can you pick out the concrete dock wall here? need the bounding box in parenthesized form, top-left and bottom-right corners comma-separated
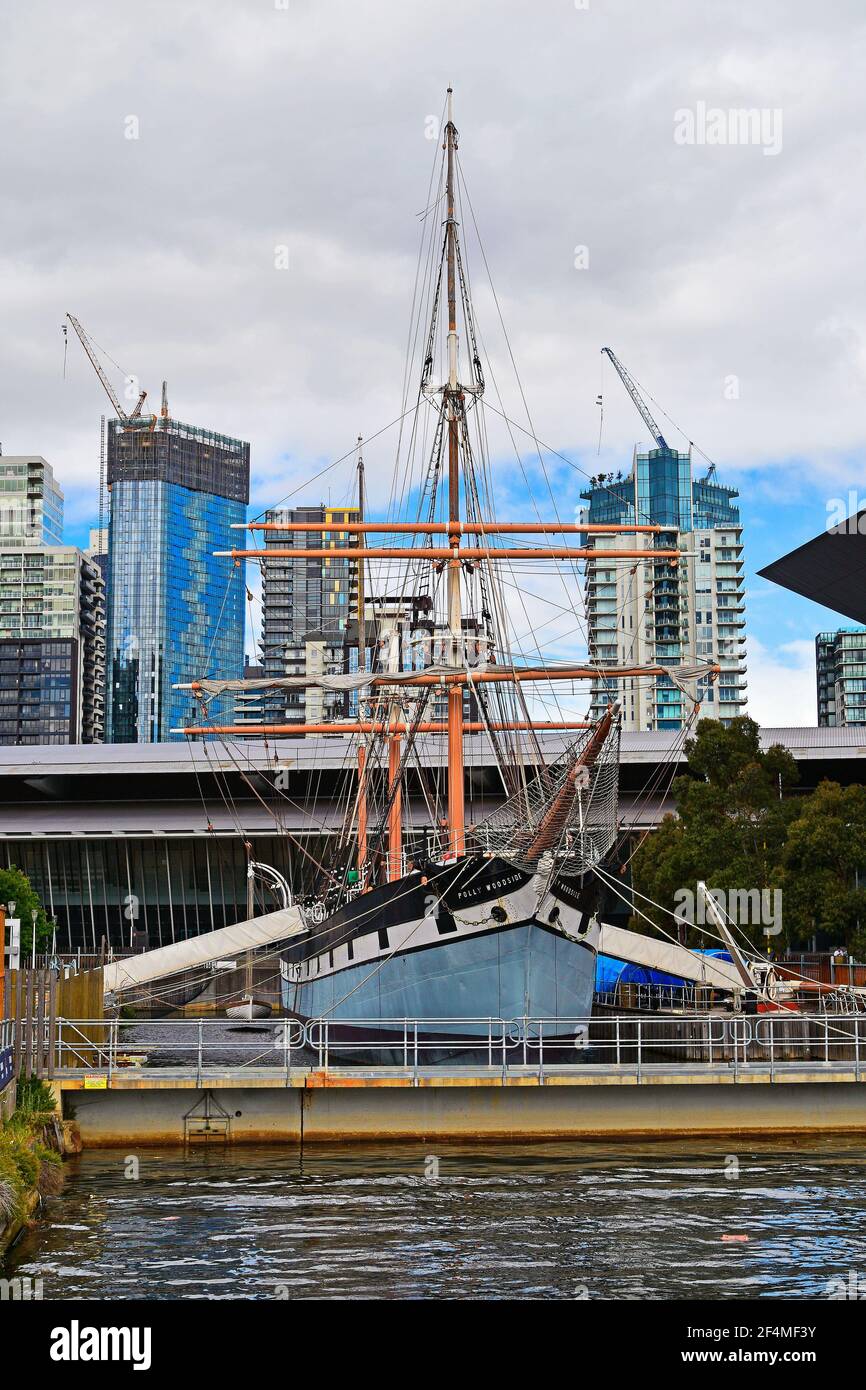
(60, 1072, 866, 1145)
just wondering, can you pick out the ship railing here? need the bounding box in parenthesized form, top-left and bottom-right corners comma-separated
(35, 1011, 866, 1081)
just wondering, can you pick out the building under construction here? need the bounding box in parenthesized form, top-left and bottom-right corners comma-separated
(64, 315, 250, 744)
(106, 415, 248, 502)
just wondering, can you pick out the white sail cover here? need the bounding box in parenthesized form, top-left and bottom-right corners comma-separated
(103, 907, 307, 995)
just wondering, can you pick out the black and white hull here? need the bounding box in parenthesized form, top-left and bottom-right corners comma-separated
(280, 855, 599, 1061)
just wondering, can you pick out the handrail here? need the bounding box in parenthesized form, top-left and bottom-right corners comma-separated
(33, 1011, 866, 1081)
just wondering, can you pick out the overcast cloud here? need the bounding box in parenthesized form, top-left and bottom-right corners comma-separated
(2, 0, 865, 723)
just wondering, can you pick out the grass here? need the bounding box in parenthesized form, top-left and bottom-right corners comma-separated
(14, 1076, 57, 1119)
(0, 1076, 64, 1233)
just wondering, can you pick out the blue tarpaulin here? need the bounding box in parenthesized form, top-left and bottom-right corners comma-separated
(595, 948, 733, 992)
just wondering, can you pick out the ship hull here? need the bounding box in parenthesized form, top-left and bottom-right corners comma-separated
(281, 855, 599, 1062)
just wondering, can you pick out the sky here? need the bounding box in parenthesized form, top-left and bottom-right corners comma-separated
(3, 0, 866, 725)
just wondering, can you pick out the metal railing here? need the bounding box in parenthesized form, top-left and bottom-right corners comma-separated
(779, 955, 866, 989)
(29, 951, 134, 974)
(39, 1011, 866, 1082)
(594, 979, 866, 1016)
(52, 1017, 306, 1086)
(594, 982, 703, 1012)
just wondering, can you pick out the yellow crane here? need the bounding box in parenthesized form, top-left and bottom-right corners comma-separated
(65, 313, 150, 425)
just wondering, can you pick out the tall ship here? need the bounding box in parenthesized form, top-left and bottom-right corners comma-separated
(181, 92, 715, 1049)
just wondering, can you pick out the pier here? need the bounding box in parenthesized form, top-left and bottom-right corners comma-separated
(23, 1011, 866, 1144)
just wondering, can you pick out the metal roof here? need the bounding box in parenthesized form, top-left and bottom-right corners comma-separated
(0, 733, 576, 777)
(0, 790, 674, 839)
(0, 796, 451, 837)
(0, 725, 862, 780)
(0, 728, 856, 842)
(757, 726, 866, 750)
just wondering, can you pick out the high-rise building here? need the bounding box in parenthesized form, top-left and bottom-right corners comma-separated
(249, 509, 484, 733)
(581, 448, 746, 730)
(257, 505, 359, 727)
(0, 456, 64, 548)
(86, 526, 109, 583)
(0, 546, 105, 744)
(105, 416, 249, 742)
(234, 656, 266, 728)
(815, 629, 866, 726)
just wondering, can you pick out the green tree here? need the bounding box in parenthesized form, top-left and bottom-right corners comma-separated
(0, 866, 51, 953)
(779, 781, 866, 951)
(630, 717, 798, 947)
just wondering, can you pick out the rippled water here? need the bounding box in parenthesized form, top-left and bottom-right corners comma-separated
(5, 1138, 866, 1299)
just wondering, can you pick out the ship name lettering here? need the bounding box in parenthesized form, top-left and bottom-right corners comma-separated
(456, 872, 522, 903)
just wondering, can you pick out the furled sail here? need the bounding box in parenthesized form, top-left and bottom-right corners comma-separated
(187, 663, 714, 702)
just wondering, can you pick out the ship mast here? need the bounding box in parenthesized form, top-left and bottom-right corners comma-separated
(355, 437, 368, 886)
(444, 87, 465, 859)
(186, 89, 723, 896)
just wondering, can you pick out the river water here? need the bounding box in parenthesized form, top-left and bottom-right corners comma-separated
(5, 1137, 866, 1299)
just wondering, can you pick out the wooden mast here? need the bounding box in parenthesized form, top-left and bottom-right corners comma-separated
(357, 743, 368, 884)
(356, 435, 365, 668)
(355, 437, 369, 887)
(224, 543, 676, 561)
(444, 87, 465, 859)
(388, 717, 403, 881)
(234, 520, 667, 535)
(179, 89, 724, 906)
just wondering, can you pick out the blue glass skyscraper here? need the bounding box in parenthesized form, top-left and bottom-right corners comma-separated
(105, 416, 249, 742)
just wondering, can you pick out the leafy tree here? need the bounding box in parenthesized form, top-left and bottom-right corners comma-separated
(630, 717, 798, 948)
(779, 781, 866, 951)
(0, 866, 51, 953)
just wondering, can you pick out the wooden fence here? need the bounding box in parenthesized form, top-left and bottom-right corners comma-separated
(9, 968, 104, 1079)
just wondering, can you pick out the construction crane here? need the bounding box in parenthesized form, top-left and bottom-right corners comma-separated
(601, 346, 669, 451)
(65, 313, 148, 424)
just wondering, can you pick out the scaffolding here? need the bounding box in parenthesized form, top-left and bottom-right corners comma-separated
(107, 415, 250, 504)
